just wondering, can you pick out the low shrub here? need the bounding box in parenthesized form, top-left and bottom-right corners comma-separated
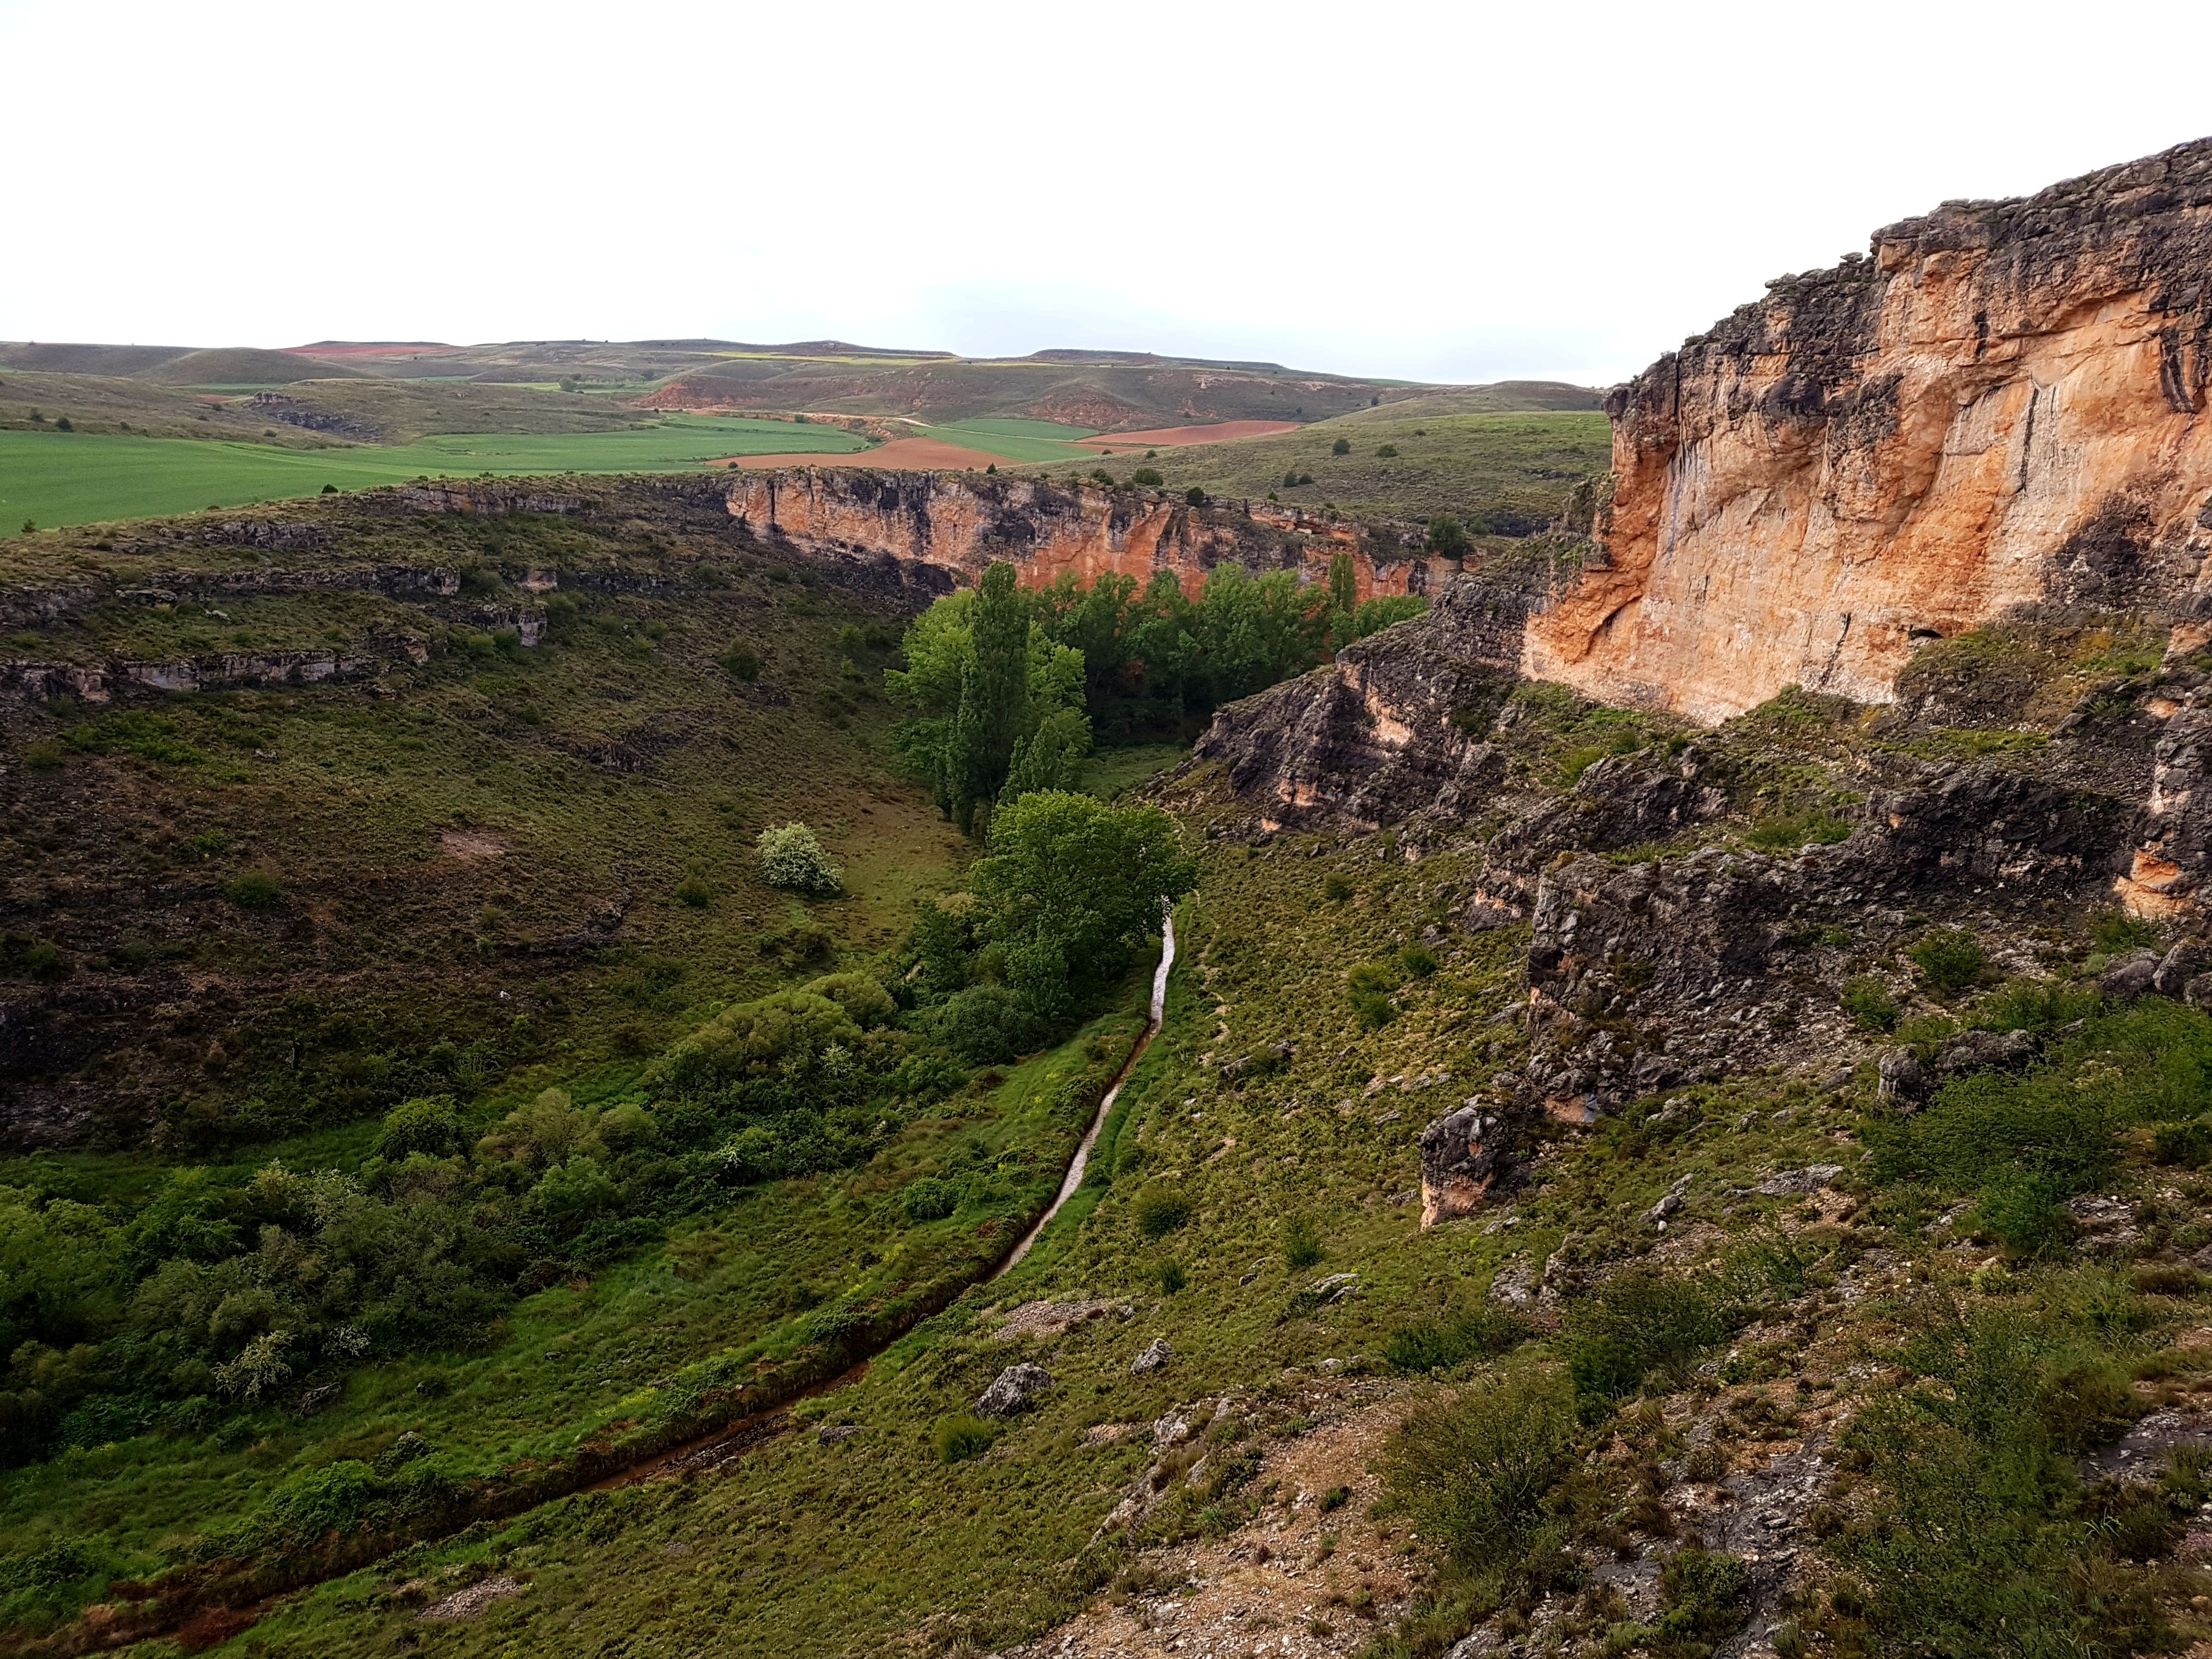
(1842, 977, 1900, 1032)
(901, 1177, 960, 1223)
(1746, 811, 1852, 851)
(926, 984, 1045, 1065)
(222, 872, 283, 910)
(2152, 1118, 2212, 1169)
(719, 642, 761, 681)
(1658, 1546, 1749, 1643)
(1136, 1188, 1192, 1239)
(1971, 1168, 2077, 1257)
(1282, 1215, 1323, 1269)
(935, 1413, 995, 1464)
(1829, 1299, 2179, 1655)
(1383, 1306, 1532, 1373)
(1381, 1360, 1577, 1569)
(2091, 909, 2161, 954)
(1350, 989, 1397, 1030)
(1564, 1267, 1725, 1409)
(1910, 927, 1989, 994)
(375, 1095, 463, 1161)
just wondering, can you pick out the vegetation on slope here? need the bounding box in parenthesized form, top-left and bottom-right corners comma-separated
(97, 686, 2212, 1659)
(1059, 409, 1613, 534)
(0, 499, 1263, 1648)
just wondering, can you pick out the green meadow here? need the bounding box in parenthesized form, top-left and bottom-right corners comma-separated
(907, 418, 1097, 462)
(0, 416, 867, 534)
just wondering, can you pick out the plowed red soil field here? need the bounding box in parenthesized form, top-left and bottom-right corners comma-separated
(1079, 420, 1301, 448)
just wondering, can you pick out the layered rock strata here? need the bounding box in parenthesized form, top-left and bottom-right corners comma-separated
(1530, 138, 2212, 725)
(724, 470, 1448, 603)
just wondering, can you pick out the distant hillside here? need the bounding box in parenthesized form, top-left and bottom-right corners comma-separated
(642, 354, 1458, 430)
(10, 337, 1606, 430)
(141, 347, 364, 386)
(1045, 404, 1613, 533)
(0, 342, 195, 375)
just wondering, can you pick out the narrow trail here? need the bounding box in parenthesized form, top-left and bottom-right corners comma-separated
(995, 912, 1176, 1279)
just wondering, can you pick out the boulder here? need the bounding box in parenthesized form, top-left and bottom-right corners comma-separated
(1876, 1049, 1928, 1107)
(1644, 1174, 1692, 1223)
(2157, 937, 2210, 996)
(1130, 1338, 1174, 1376)
(1933, 1028, 2036, 1077)
(2101, 949, 2162, 1000)
(1486, 1261, 1537, 1310)
(975, 1362, 1053, 1418)
(1757, 1165, 1843, 1198)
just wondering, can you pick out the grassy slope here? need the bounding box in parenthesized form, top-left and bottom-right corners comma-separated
(195, 704, 2212, 1659)
(0, 417, 864, 533)
(0, 487, 1187, 1634)
(0, 490, 929, 1136)
(214, 786, 1859, 1658)
(0, 999, 1148, 1625)
(1041, 409, 1615, 533)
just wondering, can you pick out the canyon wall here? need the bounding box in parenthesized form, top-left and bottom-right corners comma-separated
(1527, 138, 2212, 724)
(724, 470, 1448, 603)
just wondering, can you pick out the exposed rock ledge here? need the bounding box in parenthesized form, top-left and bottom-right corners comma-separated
(1532, 137, 2212, 724)
(724, 469, 1452, 603)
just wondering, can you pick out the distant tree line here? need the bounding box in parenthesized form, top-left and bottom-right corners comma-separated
(887, 557, 1426, 828)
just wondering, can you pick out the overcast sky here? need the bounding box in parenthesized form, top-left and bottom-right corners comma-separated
(4, 0, 2207, 387)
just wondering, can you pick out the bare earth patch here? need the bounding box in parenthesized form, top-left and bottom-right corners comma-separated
(1016, 1384, 1414, 1658)
(439, 830, 506, 859)
(992, 1298, 1132, 1342)
(1080, 421, 1302, 449)
(417, 1575, 524, 1622)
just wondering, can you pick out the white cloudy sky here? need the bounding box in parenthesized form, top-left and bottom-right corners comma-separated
(3, 0, 2206, 386)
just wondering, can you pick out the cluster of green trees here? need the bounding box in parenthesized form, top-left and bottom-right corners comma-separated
(888, 557, 1426, 821)
(0, 790, 1192, 1466)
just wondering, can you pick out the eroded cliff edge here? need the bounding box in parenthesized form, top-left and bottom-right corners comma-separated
(1530, 137, 2212, 724)
(724, 471, 1453, 603)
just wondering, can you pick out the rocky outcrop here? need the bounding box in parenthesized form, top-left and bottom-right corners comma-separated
(1191, 564, 1555, 831)
(1417, 1103, 1514, 1226)
(724, 469, 1451, 603)
(1528, 138, 2212, 725)
(245, 392, 383, 442)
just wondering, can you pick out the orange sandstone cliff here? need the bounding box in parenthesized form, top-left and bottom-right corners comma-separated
(724, 470, 1446, 602)
(1528, 139, 2212, 724)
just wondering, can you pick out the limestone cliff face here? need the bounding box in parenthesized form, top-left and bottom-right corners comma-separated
(725, 470, 1446, 602)
(1530, 138, 2212, 724)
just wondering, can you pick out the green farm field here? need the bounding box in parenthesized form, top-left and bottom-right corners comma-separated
(881, 418, 1097, 463)
(0, 416, 867, 535)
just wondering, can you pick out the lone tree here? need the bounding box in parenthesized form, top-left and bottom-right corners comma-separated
(757, 823, 842, 895)
(970, 791, 1197, 1022)
(1329, 550, 1358, 617)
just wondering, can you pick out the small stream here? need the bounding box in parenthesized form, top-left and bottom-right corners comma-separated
(994, 911, 1177, 1278)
